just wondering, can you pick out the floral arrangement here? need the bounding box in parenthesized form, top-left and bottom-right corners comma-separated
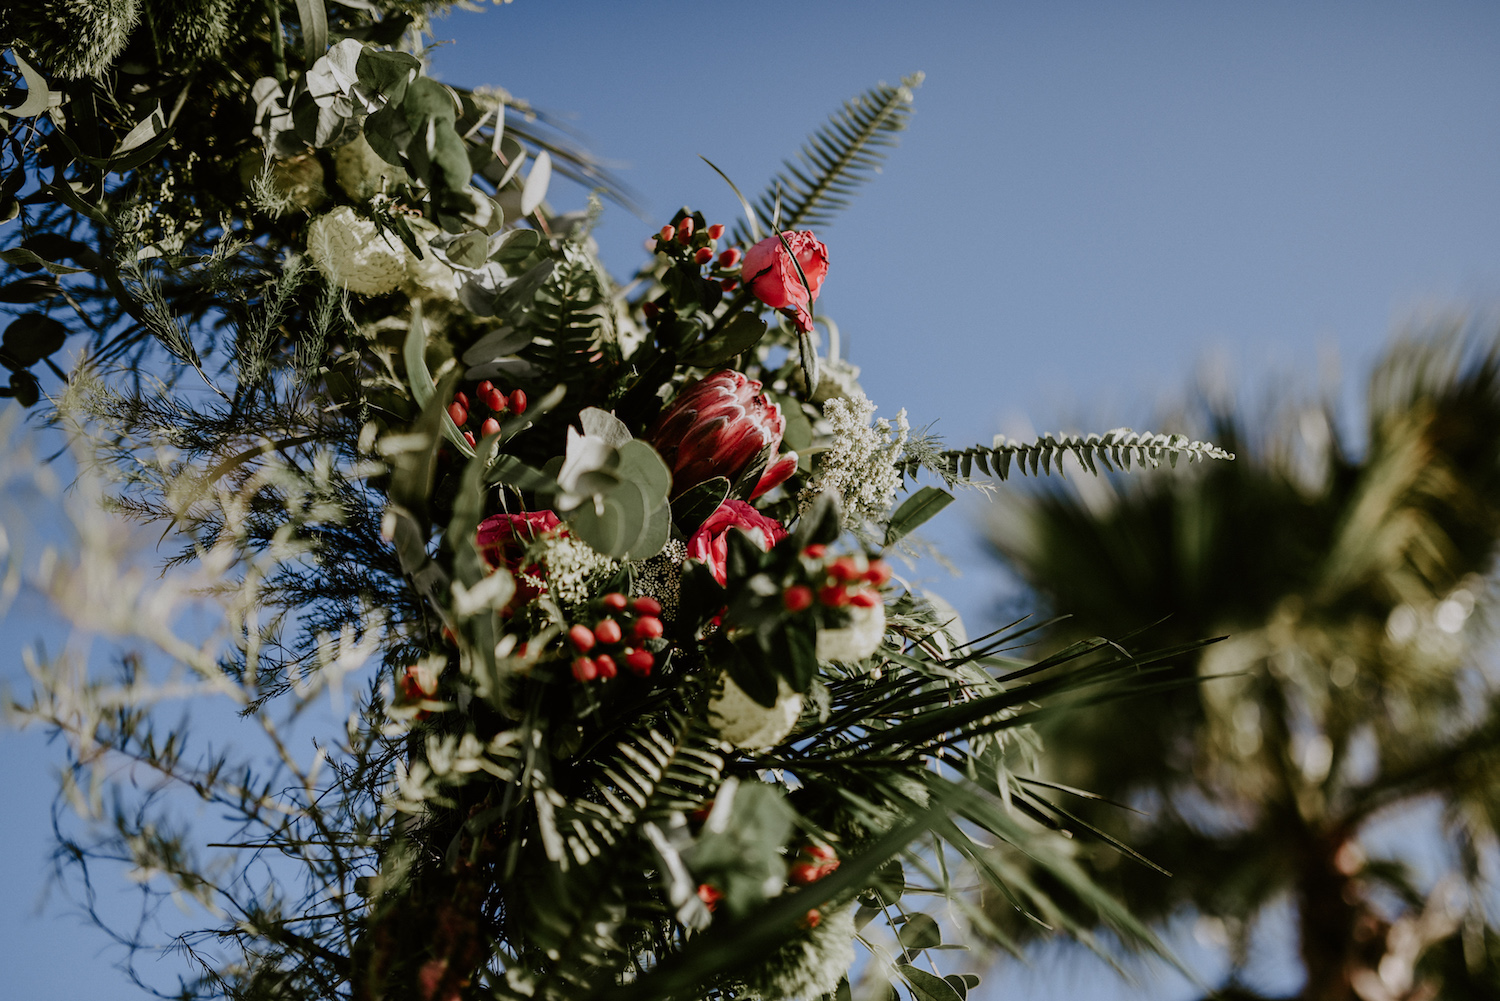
(0, 4, 1232, 1000)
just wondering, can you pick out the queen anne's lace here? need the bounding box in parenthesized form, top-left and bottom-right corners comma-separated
(800, 395, 909, 527)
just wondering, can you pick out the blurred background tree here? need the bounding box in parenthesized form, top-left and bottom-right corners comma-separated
(984, 323, 1500, 1001)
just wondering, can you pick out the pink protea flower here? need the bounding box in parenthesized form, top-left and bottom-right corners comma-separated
(741, 230, 829, 333)
(647, 370, 799, 499)
(687, 500, 788, 586)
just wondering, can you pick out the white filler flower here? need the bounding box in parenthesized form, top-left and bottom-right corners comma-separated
(800, 395, 909, 528)
(306, 206, 407, 295)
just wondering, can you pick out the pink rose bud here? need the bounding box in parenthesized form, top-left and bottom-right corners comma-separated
(718, 248, 741, 269)
(509, 389, 528, 415)
(676, 217, 694, 243)
(632, 596, 662, 616)
(480, 417, 501, 437)
(783, 584, 813, 613)
(462, 430, 477, 447)
(633, 616, 663, 641)
(694, 246, 715, 265)
(645, 370, 792, 499)
(660, 225, 675, 243)
(707, 224, 725, 240)
(569, 624, 596, 652)
(625, 648, 654, 676)
(603, 592, 628, 610)
(594, 619, 622, 645)
(595, 654, 618, 679)
(447, 401, 468, 426)
(572, 656, 598, 682)
(741, 230, 829, 332)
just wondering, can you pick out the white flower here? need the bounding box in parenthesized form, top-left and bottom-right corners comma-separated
(536, 533, 616, 610)
(306, 206, 407, 295)
(751, 905, 857, 1001)
(816, 601, 886, 662)
(799, 395, 908, 528)
(334, 134, 408, 202)
(708, 673, 803, 750)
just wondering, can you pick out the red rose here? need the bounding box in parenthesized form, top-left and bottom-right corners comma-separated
(646, 370, 798, 499)
(741, 230, 829, 332)
(476, 510, 561, 607)
(687, 499, 787, 586)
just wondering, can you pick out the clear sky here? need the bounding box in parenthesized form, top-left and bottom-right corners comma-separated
(3, 1, 1499, 997)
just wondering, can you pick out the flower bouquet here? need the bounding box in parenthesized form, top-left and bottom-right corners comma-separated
(0, 4, 1232, 1000)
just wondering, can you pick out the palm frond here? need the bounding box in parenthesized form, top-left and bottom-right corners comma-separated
(732, 73, 923, 243)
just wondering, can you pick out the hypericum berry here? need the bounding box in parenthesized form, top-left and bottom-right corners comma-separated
(803, 843, 837, 862)
(462, 430, 477, 448)
(850, 589, 880, 608)
(483, 388, 506, 412)
(568, 624, 596, 652)
(595, 654, 618, 679)
(633, 616, 664, 641)
(801, 909, 822, 930)
(572, 656, 598, 682)
(696, 883, 721, 911)
(828, 557, 861, 582)
(509, 389, 528, 415)
(676, 217, 694, 243)
(477, 380, 495, 398)
(594, 619, 623, 645)
(659, 225, 675, 243)
(694, 246, 715, 265)
(720, 278, 737, 291)
(819, 584, 850, 607)
(865, 560, 893, 586)
(624, 648, 654, 676)
(642, 301, 660, 318)
(718, 247, 741, 268)
(707, 223, 725, 240)
(789, 861, 823, 886)
(480, 417, 501, 437)
(803, 544, 827, 559)
(603, 592, 628, 611)
(447, 401, 468, 426)
(783, 584, 814, 613)
(632, 595, 662, 616)
(454, 390, 470, 408)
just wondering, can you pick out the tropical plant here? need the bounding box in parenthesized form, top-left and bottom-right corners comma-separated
(984, 324, 1500, 1001)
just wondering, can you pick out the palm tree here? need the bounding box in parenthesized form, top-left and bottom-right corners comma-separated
(984, 324, 1500, 1001)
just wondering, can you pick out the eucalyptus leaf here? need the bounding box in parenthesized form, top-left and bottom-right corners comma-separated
(896, 965, 964, 1001)
(1, 314, 67, 368)
(0, 249, 86, 275)
(3, 51, 51, 118)
(520, 149, 552, 216)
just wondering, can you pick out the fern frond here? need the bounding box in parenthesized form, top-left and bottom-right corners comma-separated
(733, 73, 923, 242)
(900, 429, 1236, 485)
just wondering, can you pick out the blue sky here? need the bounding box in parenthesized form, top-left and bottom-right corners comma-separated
(4, 1, 1500, 997)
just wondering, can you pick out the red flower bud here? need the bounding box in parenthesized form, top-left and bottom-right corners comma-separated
(742, 230, 829, 333)
(697, 883, 721, 911)
(633, 616, 664, 641)
(676, 217, 694, 243)
(625, 648, 654, 676)
(447, 401, 468, 426)
(865, 560, 893, 586)
(572, 656, 598, 682)
(718, 248, 741, 269)
(509, 389, 528, 415)
(707, 224, 725, 240)
(850, 589, 880, 608)
(720, 278, 737, 291)
(783, 584, 813, 612)
(594, 619, 622, 645)
(632, 596, 662, 616)
(660, 225, 675, 243)
(480, 417, 501, 437)
(828, 557, 861, 582)
(803, 544, 827, 559)
(694, 246, 715, 265)
(568, 624, 596, 652)
(595, 654, 617, 679)
(602, 592, 628, 611)
(819, 584, 851, 607)
(645, 370, 791, 499)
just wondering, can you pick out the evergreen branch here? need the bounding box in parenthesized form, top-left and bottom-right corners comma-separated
(732, 73, 922, 243)
(901, 428, 1236, 485)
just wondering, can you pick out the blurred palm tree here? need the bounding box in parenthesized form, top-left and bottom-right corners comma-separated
(985, 324, 1500, 1001)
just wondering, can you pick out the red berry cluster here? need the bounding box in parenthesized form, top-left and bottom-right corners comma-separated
(794, 546, 891, 612)
(447, 380, 529, 448)
(788, 842, 840, 887)
(645, 215, 743, 296)
(568, 593, 665, 682)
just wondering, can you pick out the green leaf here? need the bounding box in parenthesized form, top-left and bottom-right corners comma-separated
(896, 966, 964, 1001)
(404, 303, 473, 456)
(520, 149, 552, 217)
(294, 0, 329, 60)
(3, 50, 51, 118)
(682, 311, 767, 367)
(884, 486, 954, 547)
(0, 249, 86, 275)
(897, 913, 942, 952)
(673, 477, 730, 535)
(1, 314, 67, 369)
(447, 230, 489, 269)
